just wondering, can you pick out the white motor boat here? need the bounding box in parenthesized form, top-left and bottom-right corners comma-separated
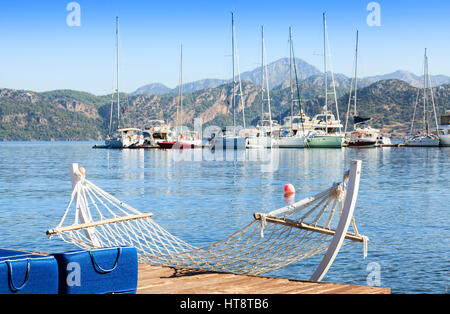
(404, 135, 440, 147)
(105, 128, 145, 148)
(273, 134, 306, 148)
(143, 120, 174, 147)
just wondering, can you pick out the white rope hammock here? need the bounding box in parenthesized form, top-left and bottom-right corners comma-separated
(47, 161, 368, 280)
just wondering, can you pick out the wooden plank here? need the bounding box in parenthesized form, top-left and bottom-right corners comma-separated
(150, 275, 241, 294)
(136, 264, 390, 294)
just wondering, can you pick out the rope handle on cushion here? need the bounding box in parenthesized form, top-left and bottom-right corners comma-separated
(89, 248, 122, 274)
(6, 259, 31, 293)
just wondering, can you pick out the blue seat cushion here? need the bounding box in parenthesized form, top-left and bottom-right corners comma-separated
(0, 250, 59, 294)
(53, 247, 138, 294)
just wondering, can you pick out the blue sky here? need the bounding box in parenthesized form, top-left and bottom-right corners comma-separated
(0, 0, 449, 95)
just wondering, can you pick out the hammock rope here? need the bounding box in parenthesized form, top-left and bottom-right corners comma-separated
(47, 163, 368, 277)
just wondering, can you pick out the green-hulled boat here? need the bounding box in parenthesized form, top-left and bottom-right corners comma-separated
(305, 133, 344, 148)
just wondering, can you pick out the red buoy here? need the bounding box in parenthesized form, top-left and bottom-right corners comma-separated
(284, 184, 295, 196)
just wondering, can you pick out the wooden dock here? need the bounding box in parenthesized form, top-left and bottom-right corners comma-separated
(136, 264, 390, 294)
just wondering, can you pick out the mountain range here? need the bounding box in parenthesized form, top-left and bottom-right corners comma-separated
(0, 57, 449, 141)
(132, 58, 450, 95)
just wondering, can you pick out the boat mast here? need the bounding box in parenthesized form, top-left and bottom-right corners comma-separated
(232, 16, 246, 129)
(353, 30, 359, 119)
(290, 28, 305, 133)
(260, 26, 265, 125)
(323, 13, 328, 131)
(345, 31, 359, 133)
(231, 12, 236, 130)
(289, 27, 294, 131)
(175, 44, 183, 135)
(423, 49, 428, 134)
(261, 26, 273, 134)
(116, 16, 120, 130)
(108, 66, 114, 136)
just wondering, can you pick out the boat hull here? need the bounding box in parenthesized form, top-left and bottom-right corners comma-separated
(404, 137, 440, 147)
(305, 135, 343, 148)
(212, 137, 247, 150)
(348, 140, 376, 148)
(157, 141, 201, 149)
(157, 142, 176, 149)
(247, 136, 273, 149)
(273, 136, 305, 148)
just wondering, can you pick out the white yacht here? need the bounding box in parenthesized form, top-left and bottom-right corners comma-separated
(405, 135, 440, 147)
(211, 13, 247, 151)
(246, 26, 278, 149)
(344, 31, 391, 148)
(305, 111, 345, 148)
(211, 127, 247, 150)
(105, 128, 144, 148)
(247, 119, 279, 149)
(347, 127, 379, 148)
(404, 49, 440, 147)
(142, 120, 174, 148)
(304, 14, 344, 149)
(274, 115, 311, 148)
(272, 29, 311, 149)
(104, 17, 144, 149)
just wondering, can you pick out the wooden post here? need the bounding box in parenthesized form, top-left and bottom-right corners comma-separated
(69, 163, 101, 247)
(309, 160, 362, 282)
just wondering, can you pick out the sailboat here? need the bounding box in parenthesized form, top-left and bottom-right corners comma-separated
(404, 49, 440, 147)
(105, 16, 144, 149)
(211, 12, 247, 150)
(274, 27, 311, 148)
(247, 26, 278, 149)
(305, 13, 344, 148)
(345, 31, 387, 148)
(158, 45, 202, 149)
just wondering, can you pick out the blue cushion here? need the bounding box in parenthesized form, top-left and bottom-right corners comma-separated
(0, 251, 59, 294)
(53, 247, 138, 294)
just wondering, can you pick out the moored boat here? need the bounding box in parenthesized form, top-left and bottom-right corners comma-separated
(106, 128, 145, 148)
(344, 31, 390, 149)
(305, 14, 344, 149)
(404, 49, 440, 147)
(347, 129, 378, 148)
(305, 111, 344, 148)
(142, 120, 174, 148)
(305, 132, 344, 148)
(404, 135, 440, 147)
(103, 17, 143, 149)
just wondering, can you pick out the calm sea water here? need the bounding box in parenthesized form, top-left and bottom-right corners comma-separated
(0, 141, 448, 294)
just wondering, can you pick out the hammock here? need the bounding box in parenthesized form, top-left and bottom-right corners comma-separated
(47, 161, 368, 281)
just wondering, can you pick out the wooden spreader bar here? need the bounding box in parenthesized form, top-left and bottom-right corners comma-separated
(253, 213, 364, 243)
(46, 212, 153, 236)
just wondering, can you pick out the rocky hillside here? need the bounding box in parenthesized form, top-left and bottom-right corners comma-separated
(336, 80, 450, 137)
(1, 80, 448, 141)
(0, 89, 109, 141)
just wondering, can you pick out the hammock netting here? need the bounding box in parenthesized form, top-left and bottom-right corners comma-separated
(47, 168, 368, 276)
